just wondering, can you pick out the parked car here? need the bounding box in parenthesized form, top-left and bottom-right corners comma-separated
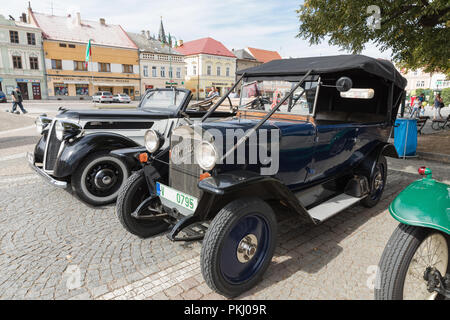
(116, 55, 407, 297)
(27, 88, 235, 206)
(375, 166, 449, 300)
(113, 94, 131, 103)
(92, 91, 113, 103)
(0, 90, 6, 103)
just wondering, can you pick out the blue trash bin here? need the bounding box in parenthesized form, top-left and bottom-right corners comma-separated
(394, 118, 417, 157)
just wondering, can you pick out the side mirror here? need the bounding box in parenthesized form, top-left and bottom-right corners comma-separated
(336, 77, 353, 92)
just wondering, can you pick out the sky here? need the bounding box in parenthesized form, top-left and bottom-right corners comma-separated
(2, 0, 392, 59)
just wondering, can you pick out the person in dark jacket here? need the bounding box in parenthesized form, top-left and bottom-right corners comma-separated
(8, 87, 27, 114)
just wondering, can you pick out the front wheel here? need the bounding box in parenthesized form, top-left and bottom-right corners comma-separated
(201, 197, 277, 298)
(375, 224, 449, 300)
(72, 152, 130, 206)
(116, 169, 169, 238)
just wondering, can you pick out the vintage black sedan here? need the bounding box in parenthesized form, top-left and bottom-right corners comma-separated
(116, 55, 407, 297)
(27, 88, 233, 206)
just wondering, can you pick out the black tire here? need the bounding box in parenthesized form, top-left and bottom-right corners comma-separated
(116, 169, 169, 238)
(375, 224, 450, 300)
(431, 121, 441, 130)
(201, 197, 277, 298)
(361, 155, 387, 208)
(72, 152, 130, 206)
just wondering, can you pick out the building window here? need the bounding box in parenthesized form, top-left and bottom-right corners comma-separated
(30, 57, 39, 70)
(12, 56, 22, 69)
(10, 31, 19, 43)
(416, 80, 425, 88)
(176, 67, 181, 79)
(226, 67, 230, 77)
(152, 66, 157, 77)
(193, 65, 197, 75)
(51, 59, 62, 70)
(74, 61, 87, 71)
(98, 62, 111, 72)
(54, 83, 68, 96)
(207, 65, 211, 76)
(75, 84, 89, 95)
(59, 43, 67, 47)
(27, 33, 36, 45)
(68, 44, 76, 48)
(168, 67, 173, 79)
(143, 65, 148, 77)
(161, 66, 166, 78)
(217, 66, 221, 76)
(122, 64, 133, 73)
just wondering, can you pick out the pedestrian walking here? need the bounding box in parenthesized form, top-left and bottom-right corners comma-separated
(7, 87, 27, 114)
(433, 93, 444, 120)
(410, 95, 421, 118)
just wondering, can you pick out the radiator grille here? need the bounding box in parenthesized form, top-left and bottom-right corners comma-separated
(44, 121, 62, 171)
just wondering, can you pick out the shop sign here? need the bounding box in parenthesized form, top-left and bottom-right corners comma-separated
(15, 78, 40, 83)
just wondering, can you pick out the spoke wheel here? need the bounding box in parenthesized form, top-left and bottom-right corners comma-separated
(362, 155, 387, 208)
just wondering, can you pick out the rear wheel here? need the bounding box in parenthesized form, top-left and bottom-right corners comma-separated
(375, 224, 449, 300)
(201, 197, 277, 298)
(116, 169, 169, 238)
(361, 155, 387, 208)
(72, 152, 129, 206)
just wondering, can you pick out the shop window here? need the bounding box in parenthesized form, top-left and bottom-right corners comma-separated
(122, 64, 133, 73)
(27, 33, 36, 45)
(51, 59, 62, 70)
(152, 66, 157, 77)
(54, 83, 68, 96)
(74, 61, 87, 71)
(12, 56, 22, 69)
(75, 85, 89, 95)
(10, 31, 19, 43)
(30, 57, 39, 70)
(99, 62, 111, 72)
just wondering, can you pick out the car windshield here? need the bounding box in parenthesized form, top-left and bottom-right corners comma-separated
(239, 80, 319, 116)
(140, 90, 187, 111)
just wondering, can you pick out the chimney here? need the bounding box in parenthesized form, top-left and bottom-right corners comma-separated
(177, 40, 183, 47)
(21, 13, 27, 23)
(99, 18, 105, 25)
(76, 12, 81, 25)
(146, 30, 151, 40)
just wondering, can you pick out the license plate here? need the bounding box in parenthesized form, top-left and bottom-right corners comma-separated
(156, 182, 198, 212)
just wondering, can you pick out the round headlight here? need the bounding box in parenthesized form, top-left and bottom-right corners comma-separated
(144, 129, 160, 153)
(195, 141, 217, 171)
(55, 121, 64, 141)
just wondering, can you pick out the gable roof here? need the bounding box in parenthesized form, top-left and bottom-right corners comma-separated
(29, 11, 137, 49)
(176, 37, 235, 58)
(127, 32, 182, 55)
(246, 47, 281, 63)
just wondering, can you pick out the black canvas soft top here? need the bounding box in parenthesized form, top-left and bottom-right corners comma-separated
(236, 54, 407, 89)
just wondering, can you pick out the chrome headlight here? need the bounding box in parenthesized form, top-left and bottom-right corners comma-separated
(35, 116, 52, 134)
(195, 141, 217, 171)
(144, 129, 160, 153)
(55, 120, 82, 141)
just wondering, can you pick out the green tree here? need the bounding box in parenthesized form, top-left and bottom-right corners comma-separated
(441, 87, 450, 106)
(297, 0, 450, 75)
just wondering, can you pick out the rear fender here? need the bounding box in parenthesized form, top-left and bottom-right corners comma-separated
(355, 142, 398, 179)
(389, 178, 450, 235)
(53, 133, 140, 177)
(197, 170, 314, 223)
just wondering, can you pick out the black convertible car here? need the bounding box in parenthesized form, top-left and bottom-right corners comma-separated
(116, 55, 407, 297)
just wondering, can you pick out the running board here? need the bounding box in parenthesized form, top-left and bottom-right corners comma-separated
(307, 193, 362, 223)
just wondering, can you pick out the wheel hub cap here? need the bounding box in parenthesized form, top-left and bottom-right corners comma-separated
(237, 234, 258, 263)
(374, 172, 383, 190)
(94, 169, 116, 189)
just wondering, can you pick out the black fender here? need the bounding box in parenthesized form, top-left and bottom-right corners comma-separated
(34, 134, 48, 164)
(196, 170, 315, 224)
(110, 146, 147, 170)
(355, 142, 398, 179)
(53, 133, 140, 178)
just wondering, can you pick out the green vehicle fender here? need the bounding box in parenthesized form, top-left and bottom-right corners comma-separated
(389, 168, 450, 235)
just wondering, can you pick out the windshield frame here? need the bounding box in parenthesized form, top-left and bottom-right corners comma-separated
(138, 88, 192, 114)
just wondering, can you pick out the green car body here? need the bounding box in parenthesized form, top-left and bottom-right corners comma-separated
(389, 169, 450, 235)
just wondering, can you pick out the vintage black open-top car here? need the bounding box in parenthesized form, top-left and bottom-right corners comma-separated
(27, 88, 234, 206)
(115, 55, 407, 297)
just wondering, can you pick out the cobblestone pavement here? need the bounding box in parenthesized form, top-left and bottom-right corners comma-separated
(0, 113, 449, 300)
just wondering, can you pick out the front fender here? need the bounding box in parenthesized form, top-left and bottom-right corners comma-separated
(198, 170, 314, 223)
(53, 133, 140, 177)
(389, 178, 450, 235)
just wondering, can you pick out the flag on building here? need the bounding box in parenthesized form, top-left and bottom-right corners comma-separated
(85, 39, 92, 68)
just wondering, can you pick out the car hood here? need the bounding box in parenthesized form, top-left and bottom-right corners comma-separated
(55, 108, 177, 123)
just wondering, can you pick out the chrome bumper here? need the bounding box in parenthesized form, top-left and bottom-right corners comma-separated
(27, 152, 68, 189)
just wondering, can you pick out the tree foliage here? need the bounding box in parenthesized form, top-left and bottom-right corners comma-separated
(442, 87, 450, 106)
(297, 0, 450, 76)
